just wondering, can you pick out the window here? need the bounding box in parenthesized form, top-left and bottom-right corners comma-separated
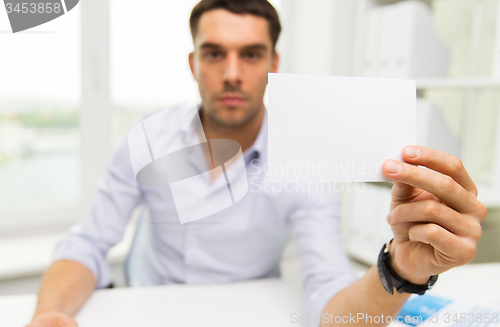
(0, 0, 282, 233)
(110, 0, 204, 144)
(0, 6, 81, 223)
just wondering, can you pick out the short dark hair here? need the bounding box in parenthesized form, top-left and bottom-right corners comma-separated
(189, 0, 282, 50)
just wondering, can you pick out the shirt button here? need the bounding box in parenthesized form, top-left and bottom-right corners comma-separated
(190, 265, 197, 272)
(190, 236, 197, 243)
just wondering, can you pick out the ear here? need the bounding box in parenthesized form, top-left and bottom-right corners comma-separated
(189, 52, 197, 81)
(270, 51, 279, 73)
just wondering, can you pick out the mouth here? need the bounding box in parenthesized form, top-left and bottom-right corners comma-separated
(219, 95, 246, 107)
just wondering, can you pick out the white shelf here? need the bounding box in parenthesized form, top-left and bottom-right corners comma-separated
(416, 78, 500, 89)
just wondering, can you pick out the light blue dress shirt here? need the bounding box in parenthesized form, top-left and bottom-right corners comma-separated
(54, 104, 359, 325)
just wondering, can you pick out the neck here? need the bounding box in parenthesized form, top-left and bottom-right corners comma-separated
(201, 105, 265, 153)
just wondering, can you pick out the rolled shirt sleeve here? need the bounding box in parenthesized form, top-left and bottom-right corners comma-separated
(289, 192, 359, 327)
(53, 134, 142, 289)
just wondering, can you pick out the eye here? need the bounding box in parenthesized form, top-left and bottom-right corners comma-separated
(243, 52, 261, 60)
(204, 51, 223, 60)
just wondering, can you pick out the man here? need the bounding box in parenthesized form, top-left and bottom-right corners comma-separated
(27, 0, 486, 326)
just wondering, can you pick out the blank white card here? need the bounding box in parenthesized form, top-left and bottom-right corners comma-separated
(267, 73, 417, 182)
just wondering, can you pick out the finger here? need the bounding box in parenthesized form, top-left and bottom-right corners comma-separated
(383, 159, 481, 215)
(408, 223, 477, 265)
(391, 181, 418, 201)
(56, 314, 79, 327)
(389, 200, 482, 238)
(401, 146, 478, 197)
(63, 317, 79, 327)
(391, 181, 439, 204)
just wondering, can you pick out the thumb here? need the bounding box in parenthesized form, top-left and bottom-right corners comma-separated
(390, 181, 418, 209)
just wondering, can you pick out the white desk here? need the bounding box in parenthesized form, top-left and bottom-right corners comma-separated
(0, 278, 303, 327)
(1, 263, 499, 327)
(428, 262, 500, 301)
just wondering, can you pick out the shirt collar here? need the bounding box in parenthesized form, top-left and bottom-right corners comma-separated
(181, 104, 268, 162)
(178, 103, 203, 143)
(244, 109, 267, 161)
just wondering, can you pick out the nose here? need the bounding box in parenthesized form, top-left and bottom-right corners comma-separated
(223, 52, 242, 90)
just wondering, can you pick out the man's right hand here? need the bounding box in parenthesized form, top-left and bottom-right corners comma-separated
(26, 311, 78, 327)
(25, 260, 95, 327)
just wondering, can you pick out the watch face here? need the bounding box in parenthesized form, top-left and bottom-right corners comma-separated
(381, 277, 391, 292)
(378, 264, 393, 294)
(378, 243, 394, 294)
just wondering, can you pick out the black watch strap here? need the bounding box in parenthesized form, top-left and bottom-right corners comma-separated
(377, 240, 438, 295)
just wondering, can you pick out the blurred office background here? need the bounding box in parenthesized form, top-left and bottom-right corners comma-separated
(1, 0, 500, 295)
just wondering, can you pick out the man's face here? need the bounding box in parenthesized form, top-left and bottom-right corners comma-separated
(189, 9, 279, 127)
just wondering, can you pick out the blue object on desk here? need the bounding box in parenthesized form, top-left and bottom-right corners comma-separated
(398, 294, 452, 326)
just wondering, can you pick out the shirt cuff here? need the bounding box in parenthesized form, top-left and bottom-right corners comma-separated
(53, 234, 112, 289)
(302, 272, 359, 327)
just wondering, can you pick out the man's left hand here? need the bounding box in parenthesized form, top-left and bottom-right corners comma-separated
(382, 146, 487, 285)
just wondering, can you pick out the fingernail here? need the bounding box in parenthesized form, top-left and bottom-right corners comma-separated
(405, 146, 421, 159)
(386, 160, 402, 174)
(386, 213, 392, 224)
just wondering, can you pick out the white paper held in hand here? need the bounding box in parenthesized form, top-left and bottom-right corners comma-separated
(267, 73, 417, 182)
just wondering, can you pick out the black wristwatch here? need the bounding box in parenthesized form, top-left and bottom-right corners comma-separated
(377, 239, 438, 295)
